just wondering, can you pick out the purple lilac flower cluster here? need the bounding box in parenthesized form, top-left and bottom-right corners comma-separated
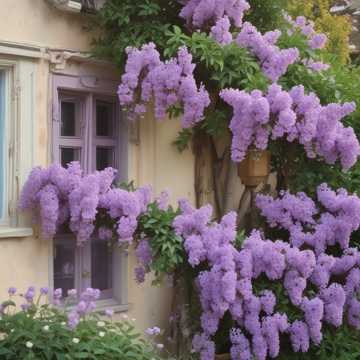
(302, 58, 330, 73)
(219, 88, 271, 161)
(173, 185, 360, 360)
(256, 183, 360, 254)
(19, 162, 82, 239)
(179, 0, 250, 29)
(285, 15, 328, 50)
(284, 14, 330, 73)
(210, 16, 233, 45)
(19, 162, 152, 245)
(236, 22, 299, 82)
(220, 84, 360, 169)
(236, 22, 300, 82)
(134, 239, 153, 283)
(117, 43, 210, 128)
(67, 288, 101, 329)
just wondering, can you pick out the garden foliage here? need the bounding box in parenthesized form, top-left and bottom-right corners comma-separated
(19, 163, 360, 359)
(0, 287, 161, 360)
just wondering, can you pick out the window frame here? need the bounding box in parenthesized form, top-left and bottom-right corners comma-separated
(0, 58, 35, 237)
(0, 67, 10, 225)
(50, 73, 128, 310)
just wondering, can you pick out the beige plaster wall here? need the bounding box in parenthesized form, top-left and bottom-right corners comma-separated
(126, 109, 196, 331)
(1, 0, 92, 51)
(0, 0, 196, 334)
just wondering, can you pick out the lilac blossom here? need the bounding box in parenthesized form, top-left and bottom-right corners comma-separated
(67, 288, 101, 329)
(262, 313, 289, 358)
(179, 0, 250, 29)
(210, 16, 232, 45)
(303, 59, 330, 72)
(301, 297, 324, 345)
(289, 320, 310, 352)
(118, 44, 210, 128)
(8, 287, 16, 296)
(40, 287, 49, 295)
(236, 22, 299, 82)
(53, 288, 62, 306)
(320, 283, 346, 327)
(256, 184, 360, 253)
(134, 239, 153, 282)
(177, 183, 360, 360)
(155, 190, 170, 210)
(24, 286, 36, 303)
(230, 328, 251, 360)
(222, 84, 359, 168)
(285, 14, 328, 50)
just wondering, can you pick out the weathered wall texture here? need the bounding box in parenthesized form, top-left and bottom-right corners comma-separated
(0, 0, 92, 50)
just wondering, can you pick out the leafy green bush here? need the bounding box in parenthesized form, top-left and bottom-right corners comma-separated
(0, 288, 162, 360)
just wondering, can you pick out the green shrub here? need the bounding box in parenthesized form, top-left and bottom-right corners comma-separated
(0, 288, 162, 360)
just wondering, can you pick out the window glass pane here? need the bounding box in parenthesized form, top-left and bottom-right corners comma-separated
(96, 147, 114, 170)
(96, 100, 114, 137)
(54, 239, 76, 295)
(0, 71, 5, 219)
(61, 147, 80, 168)
(91, 241, 112, 291)
(61, 101, 78, 137)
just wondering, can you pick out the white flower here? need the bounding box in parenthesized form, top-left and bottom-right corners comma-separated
(98, 331, 105, 337)
(72, 338, 80, 344)
(61, 322, 66, 326)
(156, 343, 164, 349)
(0, 333, 7, 341)
(26, 341, 33, 349)
(10, 329, 14, 333)
(131, 318, 136, 322)
(97, 321, 105, 327)
(42, 325, 49, 332)
(122, 314, 128, 319)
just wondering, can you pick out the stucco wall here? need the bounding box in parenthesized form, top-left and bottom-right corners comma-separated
(0, 0, 196, 333)
(1, 0, 92, 51)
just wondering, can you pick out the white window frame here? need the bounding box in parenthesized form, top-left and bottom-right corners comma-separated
(0, 58, 35, 238)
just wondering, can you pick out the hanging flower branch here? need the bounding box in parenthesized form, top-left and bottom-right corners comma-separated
(220, 84, 359, 169)
(117, 44, 210, 128)
(19, 162, 151, 245)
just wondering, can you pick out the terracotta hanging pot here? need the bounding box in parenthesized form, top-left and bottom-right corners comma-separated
(237, 149, 270, 187)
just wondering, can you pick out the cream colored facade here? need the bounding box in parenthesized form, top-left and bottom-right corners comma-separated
(0, 0, 195, 331)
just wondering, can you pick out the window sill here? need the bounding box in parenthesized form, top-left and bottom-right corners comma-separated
(65, 299, 129, 314)
(0, 226, 33, 238)
(95, 299, 129, 314)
